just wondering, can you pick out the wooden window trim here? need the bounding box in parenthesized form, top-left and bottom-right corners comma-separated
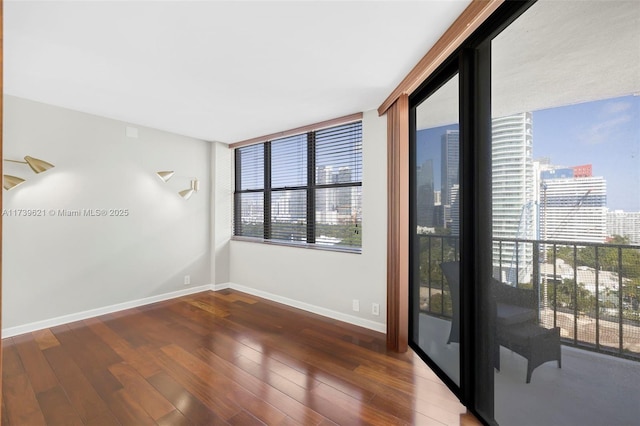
(1, 0, 5, 415)
(383, 0, 504, 352)
(386, 95, 409, 352)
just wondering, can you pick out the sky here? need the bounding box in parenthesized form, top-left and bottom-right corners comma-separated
(416, 95, 640, 212)
(416, 123, 456, 192)
(533, 95, 639, 211)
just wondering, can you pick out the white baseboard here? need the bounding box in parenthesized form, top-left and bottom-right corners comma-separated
(3, 282, 386, 338)
(220, 282, 386, 333)
(211, 282, 231, 291)
(2, 284, 213, 338)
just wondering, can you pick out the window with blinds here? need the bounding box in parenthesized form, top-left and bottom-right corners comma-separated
(271, 134, 307, 243)
(234, 120, 362, 251)
(234, 144, 264, 238)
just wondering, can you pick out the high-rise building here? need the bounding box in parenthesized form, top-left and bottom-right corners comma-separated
(441, 130, 459, 206)
(450, 184, 460, 237)
(417, 160, 435, 227)
(540, 176, 607, 243)
(541, 167, 573, 180)
(492, 112, 535, 284)
(572, 164, 593, 178)
(316, 165, 334, 186)
(336, 167, 353, 217)
(315, 165, 357, 224)
(607, 210, 640, 244)
(316, 166, 337, 224)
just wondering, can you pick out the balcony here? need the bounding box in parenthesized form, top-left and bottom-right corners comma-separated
(417, 234, 640, 425)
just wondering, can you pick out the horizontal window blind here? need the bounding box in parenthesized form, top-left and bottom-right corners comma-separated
(316, 122, 363, 185)
(270, 134, 308, 242)
(234, 120, 362, 251)
(236, 192, 264, 238)
(316, 186, 362, 248)
(271, 189, 307, 242)
(271, 134, 307, 189)
(238, 144, 264, 190)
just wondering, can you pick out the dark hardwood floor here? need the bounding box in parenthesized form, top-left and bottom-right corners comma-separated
(2, 289, 480, 425)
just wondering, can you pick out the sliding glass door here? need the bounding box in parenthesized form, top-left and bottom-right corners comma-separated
(409, 1, 640, 424)
(485, 1, 640, 424)
(410, 69, 461, 388)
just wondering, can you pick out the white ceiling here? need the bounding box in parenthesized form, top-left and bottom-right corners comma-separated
(417, 0, 640, 130)
(4, 0, 472, 143)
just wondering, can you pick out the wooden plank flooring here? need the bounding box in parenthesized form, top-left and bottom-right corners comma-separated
(2, 290, 480, 425)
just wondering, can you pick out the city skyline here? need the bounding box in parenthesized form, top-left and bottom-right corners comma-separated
(416, 94, 640, 212)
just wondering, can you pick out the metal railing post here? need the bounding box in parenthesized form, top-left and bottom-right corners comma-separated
(595, 246, 600, 351)
(573, 245, 578, 344)
(428, 235, 433, 314)
(515, 241, 520, 288)
(533, 241, 540, 321)
(499, 240, 503, 282)
(553, 243, 557, 329)
(619, 247, 624, 354)
(440, 236, 445, 316)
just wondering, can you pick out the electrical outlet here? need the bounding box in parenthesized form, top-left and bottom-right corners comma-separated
(184, 275, 191, 286)
(372, 303, 380, 316)
(352, 299, 360, 312)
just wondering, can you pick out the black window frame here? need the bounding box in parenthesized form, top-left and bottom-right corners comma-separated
(233, 120, 363, 253)
(408, 1, 537, 425)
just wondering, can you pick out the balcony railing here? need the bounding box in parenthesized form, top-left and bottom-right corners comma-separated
(417, 234, 640, 360)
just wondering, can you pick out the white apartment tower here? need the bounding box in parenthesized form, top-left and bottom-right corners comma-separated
(441, 130, 459, 206)
(416, 160, 435, 227)
(607, 210, 640, 244)
(492, 112, 535, 284)
(316, 166, 337, 224)
(450, 184, 460, 237)
(540, 177, 607, 243)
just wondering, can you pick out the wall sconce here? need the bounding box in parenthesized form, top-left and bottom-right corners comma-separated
(156, 171, 199, 200)
(3, 156, 55, 190)
(156, 171, 175, 182)
(3, 175, 26, 191)
(178, 178, 199, 200)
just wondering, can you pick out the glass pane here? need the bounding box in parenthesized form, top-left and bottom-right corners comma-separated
(271, 134, 307, 188)
(236, 192, 264, 238)
(238, 144, 264, 191)
(315, 186, 362, 248)
(316, 122, 363, 184)
(413, 73, 460, 386)
(486, 1, 640, 424)
(271, 189, 306, 243)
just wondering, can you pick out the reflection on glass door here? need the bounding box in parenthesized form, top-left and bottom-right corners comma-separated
(484, 1, 640, 424)
(412, 73, 460, 386)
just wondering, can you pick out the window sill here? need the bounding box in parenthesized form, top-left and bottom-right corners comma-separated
(231, 236, 362, 254)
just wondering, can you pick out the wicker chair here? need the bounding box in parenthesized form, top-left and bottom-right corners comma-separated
(440, 261, 562, 383)
(440, 261, 460, 344)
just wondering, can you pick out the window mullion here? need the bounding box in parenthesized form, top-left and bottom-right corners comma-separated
(264, 141, 272, 240)
(307, 131, 316, 244)
(234, 149, 242, 236)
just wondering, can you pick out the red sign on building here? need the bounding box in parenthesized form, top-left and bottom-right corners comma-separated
(572, 164, 592, 177)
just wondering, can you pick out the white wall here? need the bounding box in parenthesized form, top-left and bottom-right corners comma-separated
(212, 141, 232, 285)
(228, 110, 387, 330)
(2, 99, 387, 334)
(2, 95, 211, 331)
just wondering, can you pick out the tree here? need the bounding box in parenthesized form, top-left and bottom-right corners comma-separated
(548, 237, 640, 280)
(548, 279, 596, 314)
(417, 232, 458, 316)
